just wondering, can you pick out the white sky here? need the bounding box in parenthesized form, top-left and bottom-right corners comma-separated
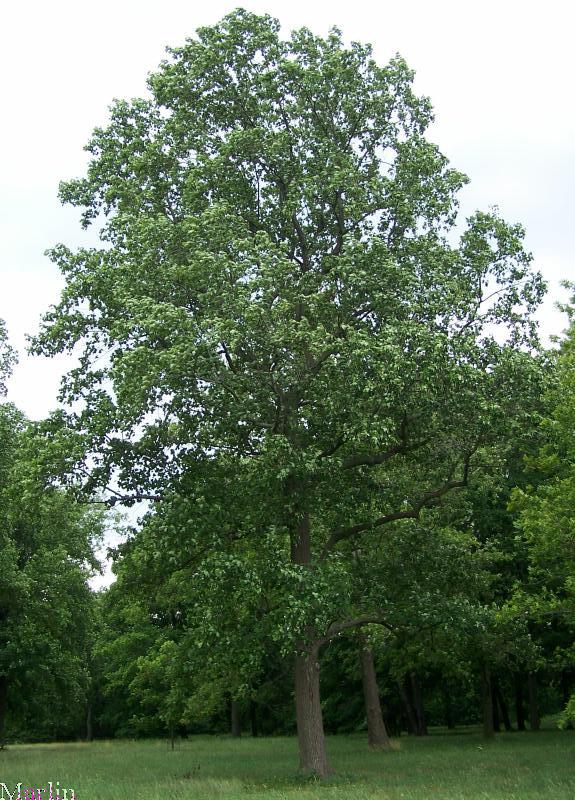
(1, 0, 574, 420)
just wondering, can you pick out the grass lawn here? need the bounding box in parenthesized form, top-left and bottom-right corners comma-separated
(1, 729, 574, 800)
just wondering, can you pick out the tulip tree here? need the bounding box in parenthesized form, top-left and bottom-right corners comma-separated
(34, 11, 545, 774)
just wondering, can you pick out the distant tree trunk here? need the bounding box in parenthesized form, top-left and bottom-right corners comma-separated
(85, 702, 93, 742)
(493, 681, 512, 731)
(231, 700, 241, 738)
(442, 686, 456, 730)
(359, 638, 392, 749)
(482, 664, 495, 739)
(515, 674, 526, 731)
(410, 672, 427, 736)
(250, 700, 259, 737)
(399, 679, 418, 735)
(0, 676, 7, 745)
(294, 642, 330, 776)
(527, 671, 540, 731)
(492, 683, 501, 732)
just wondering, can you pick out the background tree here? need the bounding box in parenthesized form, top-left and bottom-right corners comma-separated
(511, 289, 575, 727)
(33, 10, 546, 775)
(0, 406, 105, 743)
(0, 319, 16, 397)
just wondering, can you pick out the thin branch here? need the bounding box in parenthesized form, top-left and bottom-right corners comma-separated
(329, 190, 345, 256)
(321, 454, 472, 558)
(219, 342, 237, 373)
(341, 414, 414, 469)
(292, 212, 310, 270)
(99, 492, 164, 508)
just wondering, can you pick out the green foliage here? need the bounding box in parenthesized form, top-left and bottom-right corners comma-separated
(511, 291, 575, 716)
(0, 403, 105, 741)
(559, 693, 575, 728)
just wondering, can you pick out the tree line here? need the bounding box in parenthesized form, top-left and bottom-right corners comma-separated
(0, 10, 573, 777)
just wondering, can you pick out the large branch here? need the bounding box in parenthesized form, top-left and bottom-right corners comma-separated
(316, 613, 391, 648)
(318, 437, 345, 459)
(342, 443, 406, 470)
(321, 455, 472, 558)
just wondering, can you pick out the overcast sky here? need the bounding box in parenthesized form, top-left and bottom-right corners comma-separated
(1, 0, 574, 420)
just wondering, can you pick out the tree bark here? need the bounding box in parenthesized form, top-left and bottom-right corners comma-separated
(515, 673, 526, 731)
(290, 509, 330, 777)
(492, 683, 501, 732)
(482, 664, 495, 739)
(527, 671, 540, 731)
(294, 643, 330, 776)
(86, 702, 93, 742)
(493, 681, 512, 732)
(410, 672, 427, 736)
(250, 700, 259, 737)
(399, 679, 418, 735)
(442, 686, 456, 730)
(230, 700, 241, 738)
(359, 639, 392, 749)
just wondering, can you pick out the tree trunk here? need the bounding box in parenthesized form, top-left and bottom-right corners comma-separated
(250, 700, 259, 737)
(442, 686, 456, 730)
(493, 682, 512, 731)
(399, 679, 418, 735)
(482, 664, 495, 739)
(359, 639, 392, 749)
(0, 676, 7, 745)
(290, 509, 330, 777)
(294, 643, 330, 776)
(410, 672, 427, 736)
(515, 674, 526, 731)
(231, 700, 241, 738)
(527, 671, 540, 731)
(492, 683, 501, 732)
(85, 702, 93, 742)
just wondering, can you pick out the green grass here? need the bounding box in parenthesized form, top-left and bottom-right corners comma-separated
(1, 729, 574, 799)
